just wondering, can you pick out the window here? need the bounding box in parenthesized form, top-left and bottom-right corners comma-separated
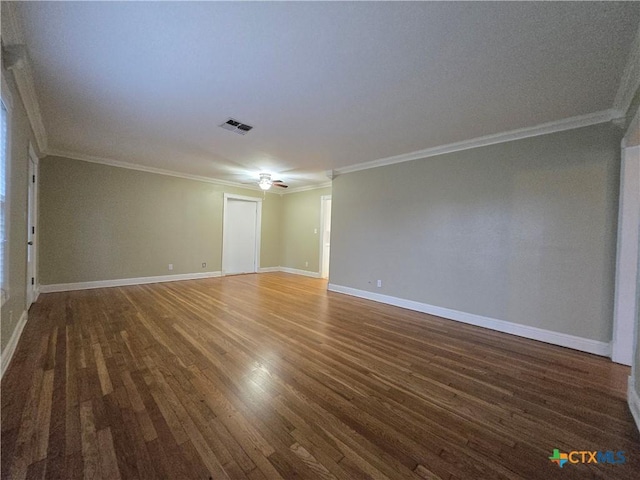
(1, 98, 8, 305)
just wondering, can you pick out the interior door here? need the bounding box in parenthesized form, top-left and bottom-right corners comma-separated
(224, 198, 258, 275)
(26, 149, 37, 307)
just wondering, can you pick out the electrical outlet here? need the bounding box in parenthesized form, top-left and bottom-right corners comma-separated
(377, 279, 382, 288)
(168, 263, 173, 271)
(314, 228, 318, 234)
(305, 261, 309, 267)
(202, 262, 207, 268)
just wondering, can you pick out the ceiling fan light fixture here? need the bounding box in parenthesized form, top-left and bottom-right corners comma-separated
(258, 173, 272, 190)
(259, 179, 272, 190)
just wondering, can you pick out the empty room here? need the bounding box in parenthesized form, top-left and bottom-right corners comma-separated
(2, 1, 640, 479)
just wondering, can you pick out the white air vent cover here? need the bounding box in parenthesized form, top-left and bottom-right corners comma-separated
(220, 118, 253, 135)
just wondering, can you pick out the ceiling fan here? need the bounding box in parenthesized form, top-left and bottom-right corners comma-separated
(247, 173, 288, 191)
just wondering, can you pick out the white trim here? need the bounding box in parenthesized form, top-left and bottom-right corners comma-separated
(334, 110, 617, 176)
(257, 266, 322, 278)
(222, 193, 262, 275)
(612, 139, 640, 365)
(12, 65, 47, 153)
(25, 144, 39, 309)
(45, 109, 616, 191)
(39, 271, 222, 293)
(1, 70, 14, 110)
(327, 284, 612, 357)
(1, 77, 14, 307)
(1, 310, 28, 378)
(280, 267, 321, 278)
(613, 24, 640, 117)
(2, 3, 48, 153)
(222, 192, 263, 203)
(282, 182, 332, 195)
(258, 266, 280, 273)
(38, 268, 322, 292)
(628, 376, 640, 433)
(319, 195, 332, 279)
(46, 148, 272, 191)
(47, 148, 324, 194)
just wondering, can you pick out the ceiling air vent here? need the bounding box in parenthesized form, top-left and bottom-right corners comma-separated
(220, 118, 254, 135)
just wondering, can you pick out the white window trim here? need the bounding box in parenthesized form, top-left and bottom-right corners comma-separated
(1, 70, 13, 307)
(1, 70, 13, 110)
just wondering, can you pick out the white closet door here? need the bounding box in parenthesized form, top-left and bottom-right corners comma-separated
(224, 198, 258, 274)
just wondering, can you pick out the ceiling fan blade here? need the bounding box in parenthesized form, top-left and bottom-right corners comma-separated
(273, 183, 288, 188)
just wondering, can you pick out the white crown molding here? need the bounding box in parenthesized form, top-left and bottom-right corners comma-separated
(39, 271, 222, 293)
(282, 182, 332, 194)
(327, 283, 612, 357)
(1, 2, 48, 154)
(11, 64, 47, 154)
(334, 109, 618, 176)
(1, 310, 28, 379)
(613, 24, 640, 118)
(629, 376, 640, 434)
(45, 148, 277, 192)
(46, 147, 328, 194)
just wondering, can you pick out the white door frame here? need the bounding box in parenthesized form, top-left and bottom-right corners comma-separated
(612, 109, 640, 365)
(319, 195, 332, 279)
(26, 143, 39, 307)
(222, 193, 262, 275)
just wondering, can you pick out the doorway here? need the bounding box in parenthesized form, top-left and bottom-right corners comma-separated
(612, 109, 640, 365)
(222, 194, 262, 275)
(26, 144, 38, 308)
(319, 195, 332, 279)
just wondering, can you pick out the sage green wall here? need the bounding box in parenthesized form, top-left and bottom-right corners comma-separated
(280, 187, 332, 273)
(0, 68, 37, 351)
(39, 156, 281, 285)
(260, 190, 282, 269)
(330, 123, 621, 342)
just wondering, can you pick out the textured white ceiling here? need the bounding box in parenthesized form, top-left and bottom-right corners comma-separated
(15, 1, 640, 188)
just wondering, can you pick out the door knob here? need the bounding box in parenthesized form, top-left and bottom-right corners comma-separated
(27, 241, 33, 245)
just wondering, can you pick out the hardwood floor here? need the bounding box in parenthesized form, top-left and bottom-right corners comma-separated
(2, 272, 639, 479)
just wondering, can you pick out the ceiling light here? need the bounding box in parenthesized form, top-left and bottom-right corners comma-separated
(258, 174, 272, 190)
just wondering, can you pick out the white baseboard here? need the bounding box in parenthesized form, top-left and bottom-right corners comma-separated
(327, 284, 611, 357)
(1, 310, 28, 378)
(629, 376, 640, 433)
(40, 271, 222, 293)
(258, 266, 321, 278)
(258, 267, 281, 273)
(39, 268, 324, 293)
(278, 267, 321, 278)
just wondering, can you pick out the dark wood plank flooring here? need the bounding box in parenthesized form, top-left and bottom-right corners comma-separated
(2, 272, 639, 479)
